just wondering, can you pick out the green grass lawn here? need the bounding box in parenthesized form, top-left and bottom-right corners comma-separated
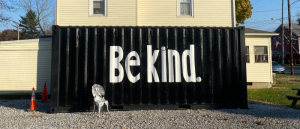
(295, 79, 300, 82)
(276, 80, 292, 84)
(248, 84, 300, 109)
(276, 74, 299, 78)
(283, 64, 300, 67)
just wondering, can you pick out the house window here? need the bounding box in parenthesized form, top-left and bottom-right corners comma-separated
(178, 0, 194, 16)
(273, 37, 277, 45)
(278, 37, 281, 44)
(287, 36, 290, 44)
(255, 46, 268, 63)
(246, 46, 249, 63)
(89, 0, 107, 16)
(293, 36, 297, 44)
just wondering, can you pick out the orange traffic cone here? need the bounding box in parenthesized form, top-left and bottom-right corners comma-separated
(41, 82, 48, 102)
(28, 88, 39, 111)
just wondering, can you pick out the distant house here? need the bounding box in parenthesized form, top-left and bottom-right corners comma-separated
(272, 19, 300, 64)
(245, 28, 278, 89)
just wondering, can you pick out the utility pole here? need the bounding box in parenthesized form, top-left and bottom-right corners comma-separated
(288, 0, 294, 75)
(282, 0, 284, 65)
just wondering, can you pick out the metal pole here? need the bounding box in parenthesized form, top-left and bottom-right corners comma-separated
(282, 0, 284, 65)
(288, 0, 294, 75)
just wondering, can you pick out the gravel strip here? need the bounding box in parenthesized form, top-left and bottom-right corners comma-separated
(0, 100, 299, 129)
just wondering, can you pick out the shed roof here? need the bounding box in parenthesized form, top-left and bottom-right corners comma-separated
(245, 28, 278, 36)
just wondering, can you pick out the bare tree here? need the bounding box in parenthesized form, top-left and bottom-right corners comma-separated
(43, 18, 55, 36)
(0, 0, 16, 25)
(0, 29, 18, 41)
(18, 0, 54, 36)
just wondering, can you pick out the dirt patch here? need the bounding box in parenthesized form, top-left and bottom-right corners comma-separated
(276, 78, 300, 85)
(271, 87, 286, 89)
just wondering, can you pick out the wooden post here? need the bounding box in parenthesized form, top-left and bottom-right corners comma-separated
(282, 0, 284, 65)
(288, 0, 294, 75)
(17, 23, 19, 40)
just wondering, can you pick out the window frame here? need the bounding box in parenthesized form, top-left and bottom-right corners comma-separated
(254, 46, 268, 63)
(89, 0, 107, 16)
(246, 46, 249, 63)
(177, 0, 194, 17)
(293, 36, 297, 44)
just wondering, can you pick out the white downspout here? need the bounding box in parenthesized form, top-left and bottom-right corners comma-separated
(232, 0, 236, 27)
(56, 0, 58, 25)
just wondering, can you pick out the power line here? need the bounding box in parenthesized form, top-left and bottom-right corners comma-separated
(264, 26, 281, 31)
(244, 19, 274, 23)
(246, 28, 275, 32)
(245, 20, 277, 28)
(253, 8, 284, 13)
(244, 16, 297, 28)
(291, 0, 300, 5)
(254, 0, 276, 10)
(244, 20, 274, 25)
(243, 15, 298, 26)
(253, 6, 300, 13)
(252, 0, 263, 5)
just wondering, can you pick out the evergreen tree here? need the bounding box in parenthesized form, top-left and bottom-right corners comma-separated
(14, 9, 41, 39)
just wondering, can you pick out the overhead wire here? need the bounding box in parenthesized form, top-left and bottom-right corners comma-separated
(291, 0, 300, 5)
(243, 0, 300, 31)
(245, 20, 278, 28)
(252, 0, 263, 5)
(253, 6, 300, 13)
(243, 15, 298, 27)
(264, 26, 281, 31)
(244, 19, 274, 23)
(243, 20, 274, 25)
(253, 0, 277, 10)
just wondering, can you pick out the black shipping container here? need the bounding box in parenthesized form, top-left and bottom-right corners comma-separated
(50, 25, 247, 113)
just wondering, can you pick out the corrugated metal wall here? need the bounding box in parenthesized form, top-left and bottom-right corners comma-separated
(51, 26, 247, 113)
(0, 38, 52, 93)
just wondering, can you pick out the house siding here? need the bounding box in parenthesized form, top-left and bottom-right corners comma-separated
(57, 0, 233, 27)
(57, 0, 137, 26)
(137, 0, 232, 27)
(272, 27, 300, 63)
(272, 28, 299, 54)
(0, 38, 52, 93)
(245, 36, 272, 83)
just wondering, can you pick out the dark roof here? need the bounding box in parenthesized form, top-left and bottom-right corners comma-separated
(245, 28, 275, 33)
(282, 24, 300, 35)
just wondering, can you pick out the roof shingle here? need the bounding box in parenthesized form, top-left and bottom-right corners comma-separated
(245, 28, 275, 33)
(282, 24, 300, 35)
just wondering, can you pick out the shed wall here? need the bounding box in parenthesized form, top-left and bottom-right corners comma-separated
(245, 36, 272, 83)
(0, 38, 52, 93)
